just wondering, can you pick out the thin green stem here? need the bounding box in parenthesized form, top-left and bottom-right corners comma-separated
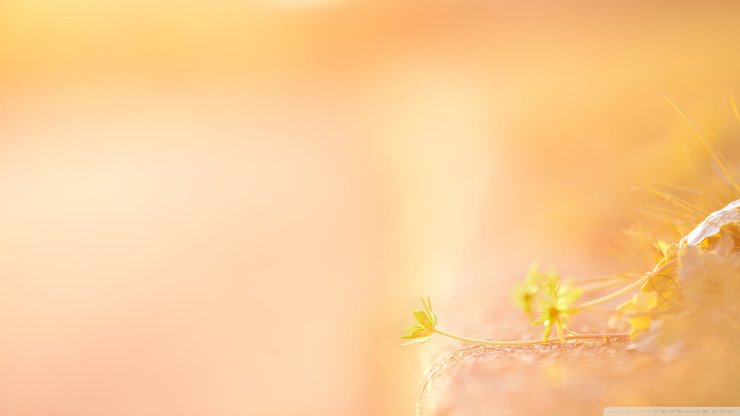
(732, 94, 740, 124)
(432, 328, 629, 346)
(663, 95, 740, 192)
(575, 258, 677, 309)
(571, 273, 642, 285)
(580, 278, 641, 294)
(576, 276, 647, 309)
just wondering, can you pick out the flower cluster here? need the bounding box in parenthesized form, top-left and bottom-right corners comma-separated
(513, 264, 583, 341)
(398, 102, 740, 352)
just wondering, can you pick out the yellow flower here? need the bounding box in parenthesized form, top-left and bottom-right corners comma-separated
(401, 297, 437, 346)
(513, 262, 551, 318)
(532, 275, 583, 341)
(615, 289, 660, 339)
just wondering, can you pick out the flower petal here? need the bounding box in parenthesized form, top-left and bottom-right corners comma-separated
(401, 335, 432, 346)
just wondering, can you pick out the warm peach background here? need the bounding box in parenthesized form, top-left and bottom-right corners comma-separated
(1, 1, 739, 415)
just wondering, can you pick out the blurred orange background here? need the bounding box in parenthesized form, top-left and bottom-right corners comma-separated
(1, 1, 739, 415)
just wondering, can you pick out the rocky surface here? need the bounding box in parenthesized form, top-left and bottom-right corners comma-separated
(418, 338, 648, 416)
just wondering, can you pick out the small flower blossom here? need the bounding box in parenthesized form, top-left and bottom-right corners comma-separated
(615, 290, 659, 339)
(532, 274, 583, 341)
(400, 297, 437, 345)
(513, 263, 551, 318)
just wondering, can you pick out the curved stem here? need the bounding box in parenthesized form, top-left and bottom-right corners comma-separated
(580, 278, 641, 294)
(433, 328, 629, 346)
(573, 273, 643, 285)
(575, 258, 677, 309)
(566, 329, 629, 338)
(576, 276, 647, 309)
